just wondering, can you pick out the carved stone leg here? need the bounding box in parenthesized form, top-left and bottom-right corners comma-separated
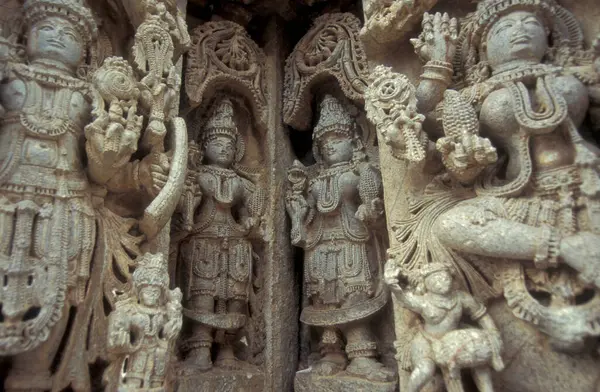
(433, 203, 542, 261)
(5, 305, 71, 392)
(343, 322, 394, 382)
(472, 366, 494, 392)
(408, 358, 437, 392)
(214, 299, 246, 370)
(184, 294, 214, 371)
(150, 346, 168, 388)
(123, 351, 147, 388)
(313, 327, 346, 376)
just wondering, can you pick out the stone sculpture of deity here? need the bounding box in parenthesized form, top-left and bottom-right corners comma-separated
(0, 0, 172, 390)
(286, 94, 394, 382)
(385, 262, 504, 392)
(411, 0, 600, 350)
(367, 0, 600, 390)
(177, 97, 265, 372)
(106, 253, 183, 391)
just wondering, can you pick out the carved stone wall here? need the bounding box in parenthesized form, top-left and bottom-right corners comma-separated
(1, 0, 599, 391)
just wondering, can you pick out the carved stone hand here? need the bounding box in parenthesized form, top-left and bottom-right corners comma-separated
(139, 151, 171, 197)
(436, 133, 497, 183)
(410, 12, 458, 63)
(383, 262, 403, 292)
(162, 318, 182, 341)
(355, 198, 384, 224)
(285, 193, 308, 220)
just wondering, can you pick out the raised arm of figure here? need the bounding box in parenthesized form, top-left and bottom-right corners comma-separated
(411, 12, 458, 113)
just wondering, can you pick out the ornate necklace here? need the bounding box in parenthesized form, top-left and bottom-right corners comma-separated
(313, 161, 354, 213)
(201, 165, 237, 204)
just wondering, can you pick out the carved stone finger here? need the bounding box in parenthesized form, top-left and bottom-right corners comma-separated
(450, 18, 459, 42)
(433, 12, 442, 30)
(441, 12, 450, 37)
(153, 173, 169, 182)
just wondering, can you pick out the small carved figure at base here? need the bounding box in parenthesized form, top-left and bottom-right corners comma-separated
(385, 262, 504, 392)
(105, 253, 183, 392)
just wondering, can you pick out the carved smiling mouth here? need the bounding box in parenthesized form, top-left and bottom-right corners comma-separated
(47, 39, 66, 48)
(510, 35, 531, 45)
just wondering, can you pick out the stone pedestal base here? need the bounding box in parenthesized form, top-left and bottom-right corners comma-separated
(294, 369, 397, 392)
(175, 368, 265, 392)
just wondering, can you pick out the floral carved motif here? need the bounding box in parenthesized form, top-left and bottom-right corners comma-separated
(185, 20, 268, 129)
(284, 13, 370, 130)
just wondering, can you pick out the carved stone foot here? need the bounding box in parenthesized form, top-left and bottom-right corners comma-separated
(183, 347, 212, 373)
(312, 353, 347, 376)
(345, 357, 395, 382)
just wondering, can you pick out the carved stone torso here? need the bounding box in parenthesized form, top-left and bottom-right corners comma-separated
(306, 163, 370, 246)
(193, 165, 249, 238)
(129, 306, 169, 348)
(478, 69, 589, 179)
(0, 64, 91, 194)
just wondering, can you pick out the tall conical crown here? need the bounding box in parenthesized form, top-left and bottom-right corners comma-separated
(24, 0, 98, 43)
(202, 97, 239, 141)
(132, 253, 169, 289)
(313, 94, 355, 140)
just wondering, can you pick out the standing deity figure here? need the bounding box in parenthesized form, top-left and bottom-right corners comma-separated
(178, 97, 264, 372)
(0, 0, 170, 390)
(286, 94, 394, 382)
(385, 263, 503, 392)
(376, 0, 600, 359)
(106, 253, 183, 392)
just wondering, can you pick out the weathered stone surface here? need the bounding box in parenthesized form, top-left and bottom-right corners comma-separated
(294, 370, 397, 392)
(175, 368, 265, 392)
(366, 0, 600, 391)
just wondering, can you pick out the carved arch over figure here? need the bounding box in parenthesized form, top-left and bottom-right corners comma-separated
(284, 12, 370, 131)
(185, 20, 268, 131)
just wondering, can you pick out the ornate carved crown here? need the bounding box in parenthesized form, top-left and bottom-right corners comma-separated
(132, 253, 169, 289)
(202, 97, 239, 142)
(419, 262, 454, 279)
(24, 0, 98, 43)
(313, 94, 355, 141)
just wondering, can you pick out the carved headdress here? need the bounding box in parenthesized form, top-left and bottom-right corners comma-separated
(23, 0, 98, 43)
(419, 262, 454, 279)
(132, 253, 169, 290)
(200, 97, 246, 163)
(313, 94, 355, 141)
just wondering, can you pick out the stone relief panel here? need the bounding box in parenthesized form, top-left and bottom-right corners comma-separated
(172, 18, 272, 391)
(366, 0, 600, 391)
(0, 0, 188, 390)
(284, 11, 397, 392)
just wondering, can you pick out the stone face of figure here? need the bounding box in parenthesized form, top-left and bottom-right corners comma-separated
(318, 132, 354, 166)
(139, 286, 161, 307)
(27, 16, 84, 69)
(424, 270, 452, 295)
(485, 11, 548, 71)
(203, 135, 236, 168)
